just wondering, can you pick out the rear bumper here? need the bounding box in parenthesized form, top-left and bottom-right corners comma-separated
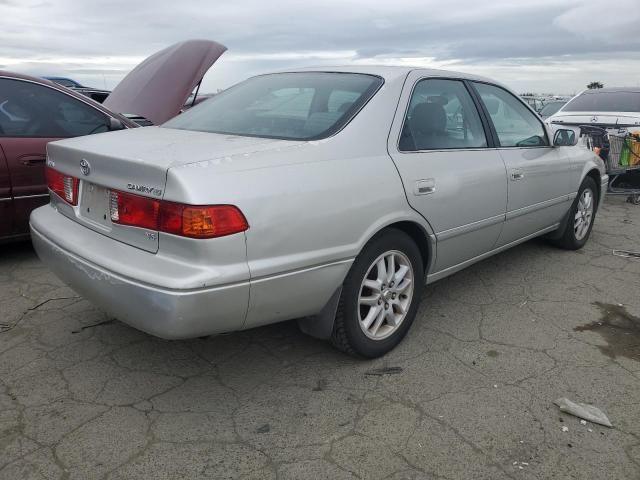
(30, 206, 250, 339)
(600, 175, 609, 209)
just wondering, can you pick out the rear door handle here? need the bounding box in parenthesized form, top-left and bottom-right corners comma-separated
(510, 170, 524, 181)
(414, 179, 436, 195)
(20, 155, 46, 166)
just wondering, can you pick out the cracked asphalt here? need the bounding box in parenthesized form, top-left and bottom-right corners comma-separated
(1, 196, 640, 480)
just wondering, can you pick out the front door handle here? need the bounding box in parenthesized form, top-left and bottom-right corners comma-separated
(20, 155, 46, 166)
(414, 179, 436, 195)
(510, 170, 524, 181)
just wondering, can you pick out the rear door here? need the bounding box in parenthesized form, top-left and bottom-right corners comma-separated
(0, 144, 12, 238)
(471, 82, 573, 247)
(0, 77, 111, 235)
(388, 74, 507, 274)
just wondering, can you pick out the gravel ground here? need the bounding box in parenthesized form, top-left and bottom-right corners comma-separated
(1, 196, 639, 480)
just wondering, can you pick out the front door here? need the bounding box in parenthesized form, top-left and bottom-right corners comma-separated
(470, 82, 573, 246)
(0, 77, 111, 236)
(0, 144, 13, 238)
(388, 75, 507, 274)
(1, 137, 50, 235)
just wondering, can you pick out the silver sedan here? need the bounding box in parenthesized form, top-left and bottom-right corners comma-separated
(30, 66, 608, 357)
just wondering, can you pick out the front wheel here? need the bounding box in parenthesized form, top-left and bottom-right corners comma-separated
(331, 229, 424, 358)
(553, 177, 598, 250)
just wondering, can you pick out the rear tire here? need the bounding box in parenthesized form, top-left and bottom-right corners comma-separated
(331, 229, 424, 358)
(553, 176, 598, 250)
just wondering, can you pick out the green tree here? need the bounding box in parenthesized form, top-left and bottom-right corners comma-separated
(587, 81, 604, 89)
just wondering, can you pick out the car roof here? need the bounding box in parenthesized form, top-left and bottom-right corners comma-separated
(274, 65, 500, 85)
(581, 87, 640, 94)
(0, 70, 54, 84)
(0, 71, 89, 92)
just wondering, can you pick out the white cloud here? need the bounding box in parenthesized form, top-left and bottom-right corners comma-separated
(1, 0, 639, 93)
(553, 0, 640, 42)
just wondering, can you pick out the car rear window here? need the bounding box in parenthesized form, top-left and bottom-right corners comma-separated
(562, 91, 640, 112)
(163, 72, 383, 140)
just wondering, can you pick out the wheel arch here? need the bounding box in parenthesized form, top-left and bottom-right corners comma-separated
(298, 217, 435, 341)
(372, 220, 434, 274)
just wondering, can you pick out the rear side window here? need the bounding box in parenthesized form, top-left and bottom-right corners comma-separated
(399, 78, 487, 151)
(473, 83, 549, 147)
(164, 72, 383, 141)
(0, 78, 109, 138)
(562, 91, 640, 112)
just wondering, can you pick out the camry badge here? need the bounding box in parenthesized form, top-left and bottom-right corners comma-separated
(127, 183, 163, 197)
(80, 159, 91, 176)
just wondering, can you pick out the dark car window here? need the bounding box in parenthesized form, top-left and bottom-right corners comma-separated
(163, 72, 383, 141)
(399, 78, 487, 151)
(562, 91, 640, 112)
(540, 101, 566, 117)
(0, 78, 109, 138)
(53, 79, 78, 88)
(473, 82, 549, 147)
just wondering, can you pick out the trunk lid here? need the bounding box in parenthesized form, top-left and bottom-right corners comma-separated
(46, 127, 296, 252)
(103, 39, 226, 126)
(549, 112, 640, 129)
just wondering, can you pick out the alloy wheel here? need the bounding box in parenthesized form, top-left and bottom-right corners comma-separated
(357, 250, 414, 340)
(574, 188, 594, 241)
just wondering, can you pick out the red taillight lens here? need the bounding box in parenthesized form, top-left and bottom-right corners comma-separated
(109, 190, 248, 239)
(46, 166, 79, 205)
(110, 191, 159, 230)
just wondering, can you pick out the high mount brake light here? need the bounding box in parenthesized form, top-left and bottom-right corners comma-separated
(109, 190, 248, 239)
(46, 167, 79, 205)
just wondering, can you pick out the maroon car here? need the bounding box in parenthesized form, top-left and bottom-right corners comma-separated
(0, 39, 226, 242)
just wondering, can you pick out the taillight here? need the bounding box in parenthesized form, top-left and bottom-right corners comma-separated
(46, 166, 79, 205)
(159, 202, 249, 239)
(109, 190, 248, 239)
(110, 190, 159, 230)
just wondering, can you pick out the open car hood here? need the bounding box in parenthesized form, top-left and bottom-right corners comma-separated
(103, 39, 226, 125)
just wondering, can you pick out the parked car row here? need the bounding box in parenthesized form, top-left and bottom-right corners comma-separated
(28, 63, 607, 356)
(0, 39, 226, 241)
(44, 76, 112, 103)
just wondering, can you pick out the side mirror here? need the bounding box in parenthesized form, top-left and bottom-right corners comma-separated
(553, 128, 577, 147)
(108, 117, 125, 131)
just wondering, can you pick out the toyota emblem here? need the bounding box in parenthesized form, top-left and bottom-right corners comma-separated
(80, 159, 91, 176)
(591, 116, 598, 123)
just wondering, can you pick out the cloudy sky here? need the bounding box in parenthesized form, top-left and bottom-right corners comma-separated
(1, 0, 640, 94)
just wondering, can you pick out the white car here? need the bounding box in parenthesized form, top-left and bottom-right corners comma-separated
(548, 87, 640, 129)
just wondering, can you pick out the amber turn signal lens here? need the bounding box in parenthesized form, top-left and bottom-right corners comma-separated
(159, 203, 248, 239)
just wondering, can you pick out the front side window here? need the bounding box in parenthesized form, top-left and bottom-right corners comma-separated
(164, 72, 383, 140)
(399, 78, 487, 151)
(0, 78, 109, 138)
(473, 83, 548, 147)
